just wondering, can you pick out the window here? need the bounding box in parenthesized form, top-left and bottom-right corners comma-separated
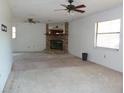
(12, 26, 16, 39)
(95, 19, 121, 50)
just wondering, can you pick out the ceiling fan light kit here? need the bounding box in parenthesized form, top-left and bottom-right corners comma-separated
(28, 18, 35, 23)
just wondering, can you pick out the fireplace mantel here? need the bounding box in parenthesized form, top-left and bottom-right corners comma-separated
(45, 33, 68, 36)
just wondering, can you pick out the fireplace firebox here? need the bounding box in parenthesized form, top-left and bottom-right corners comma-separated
(50, 40, 63, 50)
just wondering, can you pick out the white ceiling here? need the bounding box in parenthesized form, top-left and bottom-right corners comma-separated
(8, 0, 122, 23)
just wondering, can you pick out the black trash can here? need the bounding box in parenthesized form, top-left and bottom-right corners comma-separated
(82, 53, 88, 61)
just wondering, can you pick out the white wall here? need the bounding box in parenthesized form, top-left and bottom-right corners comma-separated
(12, 23, 46, 52)
(0, 0, 12, 93)
(69, 5, 123, 72)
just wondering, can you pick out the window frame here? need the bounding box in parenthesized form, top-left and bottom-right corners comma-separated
(95, 19, 121, 50)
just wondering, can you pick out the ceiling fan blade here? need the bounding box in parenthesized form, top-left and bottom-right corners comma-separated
(61, 4, 67, 8)
(54, 9, 67, 11)
(74, 9, 85, 13)
(75, 4, 86, 8)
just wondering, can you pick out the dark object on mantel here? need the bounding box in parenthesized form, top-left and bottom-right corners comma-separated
(50, 29, 64, 34)
(82, 53, 88, 61)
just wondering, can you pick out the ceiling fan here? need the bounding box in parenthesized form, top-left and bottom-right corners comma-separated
(24, 18, 40, 24)
(56, 0, 86, 13)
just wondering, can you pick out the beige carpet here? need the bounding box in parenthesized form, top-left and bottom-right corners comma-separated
(3, 53, 122, 93)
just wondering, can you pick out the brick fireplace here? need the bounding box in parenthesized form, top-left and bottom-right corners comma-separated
(46, 22, 68, 53)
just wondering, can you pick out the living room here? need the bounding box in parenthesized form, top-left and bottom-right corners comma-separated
(0, 0, 123, 93)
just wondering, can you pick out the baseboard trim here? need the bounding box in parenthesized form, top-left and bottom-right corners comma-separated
(13, 51, 43, 53)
